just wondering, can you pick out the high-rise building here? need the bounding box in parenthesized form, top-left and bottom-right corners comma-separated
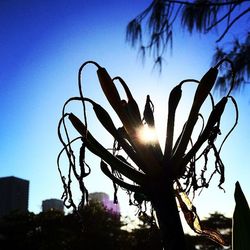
(89, 192, 120, 214)
(0, 176, 29, 217)
(42, 199, 64, 213)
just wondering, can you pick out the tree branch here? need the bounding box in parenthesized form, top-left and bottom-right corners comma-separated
(164, 0, 249, 6)
(216, 7, 250, 42)
(206, 4, 237, 32)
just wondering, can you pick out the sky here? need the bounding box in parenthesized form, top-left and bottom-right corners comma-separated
(0, 0, 249, 230)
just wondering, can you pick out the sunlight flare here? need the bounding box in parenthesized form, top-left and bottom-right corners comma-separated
(138, 125, 158, 143)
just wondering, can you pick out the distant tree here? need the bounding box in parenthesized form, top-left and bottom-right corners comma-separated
(0, 211, 37, 250)
(129, 212, 162, 250)
(126, 0, 250, 92)
(71, 200, 125, 250)
(129, 211, 196, 250)
(0, 201, 126, 250)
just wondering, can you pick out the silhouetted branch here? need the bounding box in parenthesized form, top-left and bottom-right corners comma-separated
(126, 0, 250, 91)
(206, 4, 237, 32)
(216, 7, 250, 42)
(163, 0, 249, 6)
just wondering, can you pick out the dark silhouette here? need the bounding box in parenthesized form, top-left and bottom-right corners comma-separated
(0, 201, 125, 250)
(126, 0, 250, 92)
(58, 59, 238, 249)
(0, 176, 29, 217)
(0, 208, 232, 250)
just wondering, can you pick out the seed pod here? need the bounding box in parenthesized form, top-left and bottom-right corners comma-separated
(68, 113, 87, 138)
(100, 160, 142, 193)
(143, 95, 155, 126)
(114, 77, 142, 126)
(173, 68, 218, 160)
(97, 67, 122, 112)
(97, 68, 138, 140)
(193, 67, 218, 109)
(90, 102, 145, 168)
(164, 84, 182, 160)
(91, 100, 145, 168)
(92, 102, 118, 136)
(84, 130, 146, 185)
(204, 97, 227, 132)
(142, 95, 163, 159)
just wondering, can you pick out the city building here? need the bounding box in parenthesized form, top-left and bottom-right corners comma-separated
(0, 176, 29, 217)
(42, 198, 64, 212)
(89, 192, 120, 214)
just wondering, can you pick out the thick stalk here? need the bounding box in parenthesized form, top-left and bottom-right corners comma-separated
(150, 180, 186, 250)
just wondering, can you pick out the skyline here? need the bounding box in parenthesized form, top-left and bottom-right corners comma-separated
(0, 175, 119, 216)
(0, 0, 249, 227)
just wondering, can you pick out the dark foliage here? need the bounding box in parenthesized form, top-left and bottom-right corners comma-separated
(0, 201, 124, 250)
(0, 209, 232, 250)
(126, 0, 250, 92)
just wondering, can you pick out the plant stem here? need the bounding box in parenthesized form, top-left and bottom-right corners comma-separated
(150, 180, 187, 250)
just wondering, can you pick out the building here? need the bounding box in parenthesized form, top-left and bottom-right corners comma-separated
(89, 192, 109, 204)
(42, 198, 64, 212)
(0, 176, 29, 217)
(89, 192, 120, 214)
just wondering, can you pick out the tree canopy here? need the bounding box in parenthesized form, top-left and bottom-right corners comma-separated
(126, 0, 250, 92)
(0, 209, 232, 249)
(0, 201, 124, 250)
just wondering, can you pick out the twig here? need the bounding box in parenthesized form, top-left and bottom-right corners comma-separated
(216, 7, 250, 42)
(206, 4, 237, 32)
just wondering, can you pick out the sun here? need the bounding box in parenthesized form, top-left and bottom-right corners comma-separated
(138, 125, 158, 143)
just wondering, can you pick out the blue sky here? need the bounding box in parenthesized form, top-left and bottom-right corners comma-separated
(0, 0, 249, 226)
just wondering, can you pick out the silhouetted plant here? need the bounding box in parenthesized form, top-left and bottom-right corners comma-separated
(57, 58, 238, 249)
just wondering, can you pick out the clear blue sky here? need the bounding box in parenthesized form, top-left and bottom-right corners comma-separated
(0, 0, 249, 225)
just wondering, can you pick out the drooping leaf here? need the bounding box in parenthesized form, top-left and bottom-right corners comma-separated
(176, 188, 228, 246)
